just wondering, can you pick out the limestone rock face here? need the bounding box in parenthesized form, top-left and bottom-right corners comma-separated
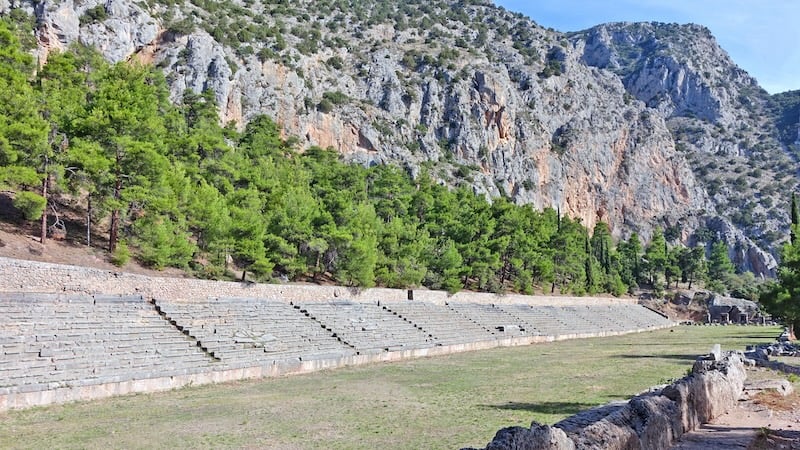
(33, 1, 79, 59)
(701, 217, 777, 276)
(572, 22, 791, 275)
(31, 0, 159, 63)
(576, 23, 755, 125)
(157, 31, 235, 123)
(80, 0, 159, 63)
(14, 0, 795, 273)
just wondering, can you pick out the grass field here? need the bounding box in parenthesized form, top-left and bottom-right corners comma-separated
(0, 325, 781, 449)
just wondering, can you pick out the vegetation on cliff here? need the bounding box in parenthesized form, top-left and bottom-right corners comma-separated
(0, 19, 756, 296)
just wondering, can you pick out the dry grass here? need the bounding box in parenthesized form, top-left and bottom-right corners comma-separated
(752, 389, 800, 411)
(749, 427, 800, 450)
(0, 325, 781, 449)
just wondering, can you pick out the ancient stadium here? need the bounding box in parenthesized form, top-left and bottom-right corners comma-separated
(0, 256, 780, 448)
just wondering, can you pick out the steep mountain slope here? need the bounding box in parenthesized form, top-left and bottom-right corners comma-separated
(2, 0, 786, 275)
(772, 89, 800, 149)
(572, 22, 795, 273)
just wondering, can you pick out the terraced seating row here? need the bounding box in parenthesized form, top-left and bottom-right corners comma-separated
(295, 301, 435, 354)
(0, 293, 213, 392)
(445, 302, 529, 337)
(154, 298, 356, 365)
(2, 293, 673, 399)
(380, 301, 496, 345)
(497, 305, 575, 336)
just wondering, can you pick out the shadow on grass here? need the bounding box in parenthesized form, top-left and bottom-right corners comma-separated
(615, 354, 698, 361)
(721, 334, 780, 340)
(481, 401, 600, 416)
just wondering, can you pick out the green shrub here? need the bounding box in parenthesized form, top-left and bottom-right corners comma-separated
(111, 241, 131, 267)
(322, 91, 348, 105)
(326, 55, 344, 69)
(12, 191, 46, 221)
(317, 98, 333, 113)
(80, 5, 107, 26)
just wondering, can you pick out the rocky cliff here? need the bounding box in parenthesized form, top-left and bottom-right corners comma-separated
(573, 23, 794, 268)
(2, 0, 788, 275)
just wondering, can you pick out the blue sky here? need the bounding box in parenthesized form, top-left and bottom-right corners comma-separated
(494, 0, 800, 94)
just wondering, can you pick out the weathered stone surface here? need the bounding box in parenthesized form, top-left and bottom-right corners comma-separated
(478, 351, 747, 450)
(743, 379, 794, 397)
(479, 424, 575, 450)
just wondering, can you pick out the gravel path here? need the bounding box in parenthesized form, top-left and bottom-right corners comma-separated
(673, 370, 800, 450)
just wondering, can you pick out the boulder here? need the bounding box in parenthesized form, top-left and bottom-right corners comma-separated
(477, 423, 575, 450)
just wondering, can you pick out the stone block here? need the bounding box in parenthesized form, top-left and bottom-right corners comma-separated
(743, 379, 794, 397)
(479, 424, 575, 450)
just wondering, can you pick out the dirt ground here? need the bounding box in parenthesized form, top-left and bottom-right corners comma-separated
(0, 227, 186, 278)
(673, 366, 800, 450)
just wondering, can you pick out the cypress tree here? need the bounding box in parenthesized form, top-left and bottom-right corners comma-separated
(584, 234, 594, 292)
(792, 192, 799, 244)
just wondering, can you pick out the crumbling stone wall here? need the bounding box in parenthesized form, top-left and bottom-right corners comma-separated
(474, 351, 747, 450)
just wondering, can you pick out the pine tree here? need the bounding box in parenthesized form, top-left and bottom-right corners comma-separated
(761, 196, 800, 338)
(707, 241, 735, 282)
(0, 20, 50, 226)
(591, 222, 612, 276)
(678, 247, 706, 289)
(74, 62, 176, 253)
(584, 234, 595, 293)
(643, 228, 667, 286)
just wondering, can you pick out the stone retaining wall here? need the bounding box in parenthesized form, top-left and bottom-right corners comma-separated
(1, 327, 675, 412)
(0, 256, 636, 306)
(0, 256, 669, 412)
(474, 351, 748, 450)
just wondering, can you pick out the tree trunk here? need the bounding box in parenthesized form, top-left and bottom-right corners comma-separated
(109, 208, 119, 253)
(108, 167, 122, 253)
(40, 173, 49, 244)
(86, 195, 92, 247)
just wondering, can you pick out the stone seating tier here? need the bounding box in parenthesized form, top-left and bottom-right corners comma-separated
(0, 294, 215, 389)
(155, 298, 357, 365)
(1, 293, 673, 402)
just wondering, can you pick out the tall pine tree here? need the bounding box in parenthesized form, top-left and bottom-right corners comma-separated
(762, 192, 800, 338)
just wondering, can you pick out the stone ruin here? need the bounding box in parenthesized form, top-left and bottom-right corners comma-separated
(705, 294, 764, 325)
(744, 334, 800, 378)
(470, 349, 749, 450)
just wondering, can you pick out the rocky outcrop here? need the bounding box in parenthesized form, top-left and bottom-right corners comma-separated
(701, 217, 777, 276)
(575, 23, 758, 126)
(32, 0, 159, 64)
(472, 351, 748, 450)
(484, 425, 575, 450)
(7, 0, 791, 272)
(572, 22, 792, 272)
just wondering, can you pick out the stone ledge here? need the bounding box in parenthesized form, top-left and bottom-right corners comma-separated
(0, 256, 637, 306)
